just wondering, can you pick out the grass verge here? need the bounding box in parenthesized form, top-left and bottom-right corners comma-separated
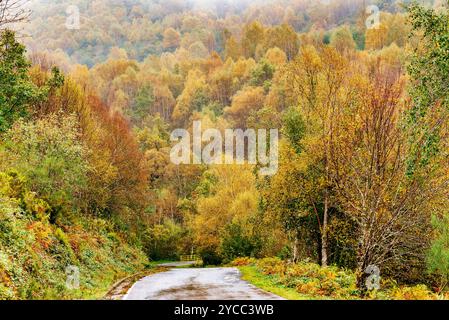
(239, 265, 310, 300)
(233, 258, 442, 300)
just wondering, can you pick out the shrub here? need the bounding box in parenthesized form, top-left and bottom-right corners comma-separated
(253, 258, 359, 299)
(200, 249, 223, 266)
(220, 223, 261, 262)
(389, 285, 436, 300)
(23, 191, 50, 221)
(246, 258, 438, 300)
(277, 245, 292, 261)
(230, 257, 256, 267)
(256, 257, 284, 275)
(143, 219, 185, 261)
(1, 114, 89, 221)
(427, 214, 449, 291)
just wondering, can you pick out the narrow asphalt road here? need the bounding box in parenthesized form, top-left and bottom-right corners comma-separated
(123, 267, 284, 300)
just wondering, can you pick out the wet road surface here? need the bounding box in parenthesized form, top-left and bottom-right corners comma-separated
(123, 267, 284, 300)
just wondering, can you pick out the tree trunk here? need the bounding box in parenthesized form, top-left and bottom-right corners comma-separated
(356, 230, 368, 293)
(293, 235, 299, 263)
(321, 190, 328, 267)
(356, 261, 369, 294)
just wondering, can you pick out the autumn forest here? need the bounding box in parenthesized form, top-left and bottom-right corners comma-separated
(1, 0, 449, 300)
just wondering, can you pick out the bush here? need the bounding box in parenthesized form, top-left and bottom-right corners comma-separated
(277, 245, 292, 260)
(200, 249, 223, 266)
(230, 257, 256, 267)
(427, 214, 449, 291)
(0, 169, 148, 299)
(0, 114, 89, 222)
(388, 285, 436, 300)
(251, 258, 359, 299)
(256, 257, 284, 275)
(244, 258, 439, 300)
(143, 219, 184, 261)
(220, 223, 261, 262)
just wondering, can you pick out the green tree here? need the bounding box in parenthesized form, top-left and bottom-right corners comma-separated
(406, 1, 449, 290)
(406, 2, 449, 177)
(282, 107, 306, 154)
(0, 114, 89, 222)
(249, 59, 275, 89)
(330, 26, 356, 55)
(221, 223, 261, 262)
(428, 214, 449, 291)
(130, 84, 155, 126)
(0, 30, 41, 132)
(241, 21, 265, 59)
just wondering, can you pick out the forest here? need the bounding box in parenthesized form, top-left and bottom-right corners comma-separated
(1, 0, 449, 300)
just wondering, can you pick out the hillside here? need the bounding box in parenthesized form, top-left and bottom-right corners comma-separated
(1, 0, 449, 300)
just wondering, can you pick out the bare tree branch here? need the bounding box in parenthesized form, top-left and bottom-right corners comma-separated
(0, 0, 31, 29)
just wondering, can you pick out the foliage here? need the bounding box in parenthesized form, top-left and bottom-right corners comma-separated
(143, 219, 185, 261)
(229, 257, 257, 267)
(188, 165, 280, 261)
(239, 265, 306, 300)
(0, 170, 147, 300)
(249, 59, 275, 88)
(235, 258, 438, 300)
(2, 0, 449, 300)
(128, 84, 155, 127)
(0, 30, 42, 132)
(427, 215, 449, 291)
(406, 1, 449, 177)
(221, 223, 261, 262)
(0, 31, 149, 299)
(225, 86, 265, 128)
(282, 107, 306, 154)
(200, 249, 223, 266)
(1, 114, 88, 222)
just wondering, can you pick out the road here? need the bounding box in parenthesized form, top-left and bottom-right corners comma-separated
(123, 267, 284, 300)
